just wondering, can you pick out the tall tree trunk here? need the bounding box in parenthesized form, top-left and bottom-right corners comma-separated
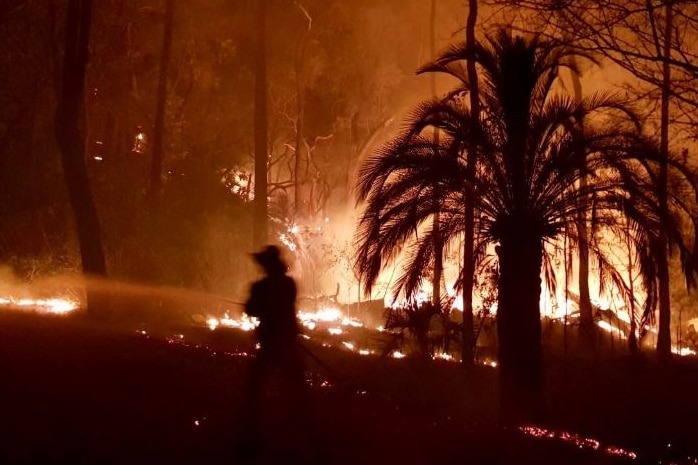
(293, 88, 305, 217)
(293, 47, 305, 217)
(656, 2, 673, 363)
(293, 3, 311, 218)
(430, 0, 444, 313)
(496, 223, 545, 423)
(253, 0, 268, 249)
(461, 0, 478, 366)
(627, 227, 639, 356)
(55, 0, 107, 314)
(577, 217, 594, 343)
(569, 56, 595, 351)
(149, 0, 174, 204)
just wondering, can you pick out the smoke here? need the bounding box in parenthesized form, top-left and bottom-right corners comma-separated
(0, 263, 248, 334)
(77, 276, 252, 333)
(0, 264, 81, 302)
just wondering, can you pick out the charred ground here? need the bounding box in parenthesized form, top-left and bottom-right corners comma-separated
(1, 312, 696, 465)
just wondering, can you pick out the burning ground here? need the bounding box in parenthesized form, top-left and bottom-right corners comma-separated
(1, 306, 698, 465)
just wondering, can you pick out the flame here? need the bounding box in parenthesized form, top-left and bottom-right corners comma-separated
(597, 320, 621, 335)
(674, 346, 697, 357)
(206, 312, 258, 331)
(0, 296, 78, 315)
(297, 306, 364, 331)
(279, 233, 297, 252)
(221, 168, 254, 201)
(199, 294, 696, 363)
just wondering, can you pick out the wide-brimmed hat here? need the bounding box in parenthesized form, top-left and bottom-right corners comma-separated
(252, 245, 287, 273)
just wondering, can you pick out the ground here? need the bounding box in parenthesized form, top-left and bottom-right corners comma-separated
(0, 311, 697, 464)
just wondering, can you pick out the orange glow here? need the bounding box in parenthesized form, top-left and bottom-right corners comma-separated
(0, 296, 78, 315)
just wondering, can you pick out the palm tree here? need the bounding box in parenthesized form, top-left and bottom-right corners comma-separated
(354, 30, 698, 423)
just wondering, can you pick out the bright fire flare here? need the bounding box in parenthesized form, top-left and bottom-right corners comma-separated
(674, 346, 697, 357)
(201, 298, 697, 363)
(0, 296, 78, 315)
(207, 313, 258, 331)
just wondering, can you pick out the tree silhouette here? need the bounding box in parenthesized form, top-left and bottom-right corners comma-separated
(492, 0, 698, 362)
(461, 0, 480, 366)
(149, 0, 174, 204)
(253, 0, 268, 248)
(55, 0, 107, 314)
(354, 29, 698, 422)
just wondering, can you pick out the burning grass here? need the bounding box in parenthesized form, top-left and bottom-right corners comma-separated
(0, 276, 697, 463)
(1, 309, 698, 464)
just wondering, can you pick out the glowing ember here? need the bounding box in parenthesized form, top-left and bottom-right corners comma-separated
(160, 332, 254, 359)
(519, 425, 638, 460)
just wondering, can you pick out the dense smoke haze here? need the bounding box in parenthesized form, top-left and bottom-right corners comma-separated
(0, 0, 467, 302)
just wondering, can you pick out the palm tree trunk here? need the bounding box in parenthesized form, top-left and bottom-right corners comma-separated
(55, 0, 107, 314)
(571, 65, 595, 351)
(577, 223, 594, 342)
(656, 2, 673, 363)
(149, 0, 174, 204)
(461, 0, 479, 367)
(253, 0, 268, 249)
(627, 228, 638, 356)
(430, 0, 444, 314)
(496, 227, 545, 423)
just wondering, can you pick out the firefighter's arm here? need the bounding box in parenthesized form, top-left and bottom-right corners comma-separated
(244, 283, 262, 317)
